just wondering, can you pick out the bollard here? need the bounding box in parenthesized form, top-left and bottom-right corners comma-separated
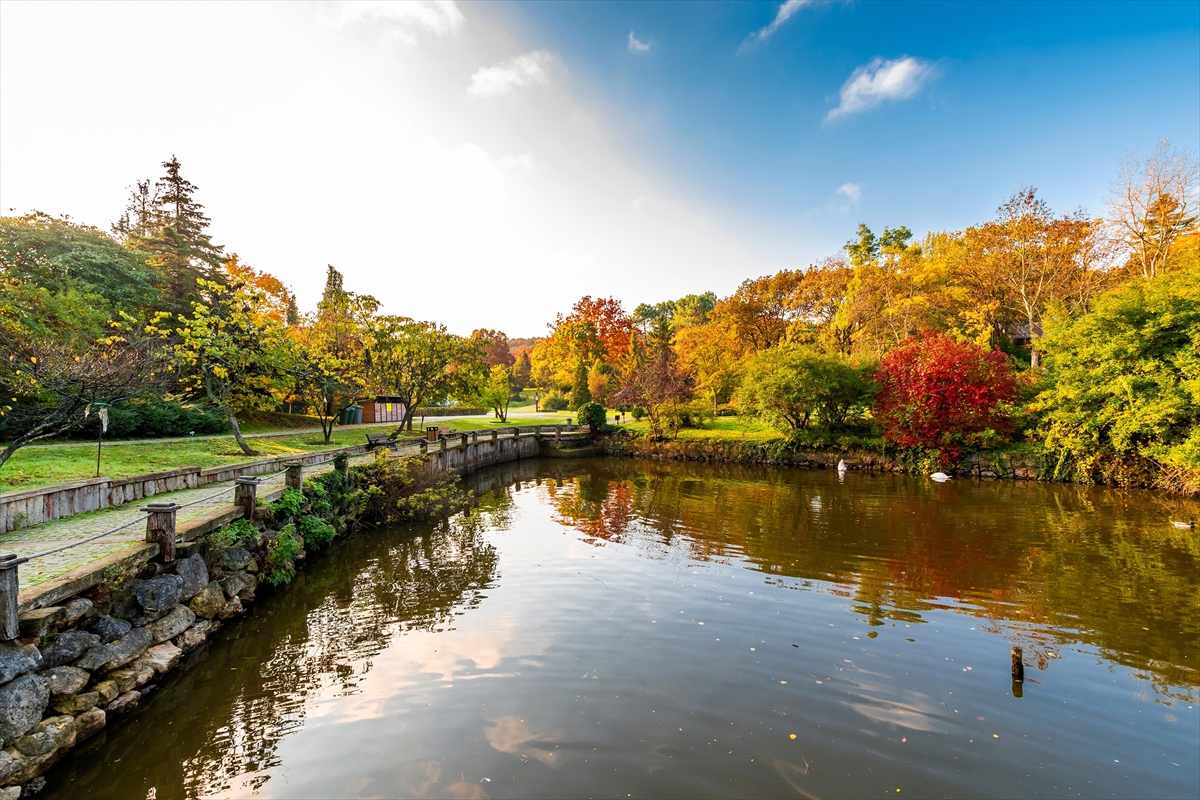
(555, 425, 562, 445)
(143, 502, 181, 563)
(491, 430, 498, 441)
(439, 437, 447, 453)
(427, 426, 439, 443)
(285, 462, 303, 492)
(0, 553, 20, 641)
(1011, 646, 1024, 682)
(419, 440, 428, 455)
(566, 418, 572, 431)
(234, 476, 260, 522)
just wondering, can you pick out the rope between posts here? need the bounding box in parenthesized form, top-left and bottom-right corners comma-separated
(18, 512, 151, 564)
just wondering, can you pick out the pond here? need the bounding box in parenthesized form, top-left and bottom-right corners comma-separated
(42, 458, 1200, 799)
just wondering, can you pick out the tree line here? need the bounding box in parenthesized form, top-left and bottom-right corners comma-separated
(1, 141, 1197, 492)
(522, 139, 1198, 491)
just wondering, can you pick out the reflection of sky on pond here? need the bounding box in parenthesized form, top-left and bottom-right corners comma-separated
(43, 459, 1199, 800)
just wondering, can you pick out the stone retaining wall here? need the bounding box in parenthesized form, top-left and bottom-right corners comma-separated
(0, 435, 540, 796)
(602, 436, 1040, 480)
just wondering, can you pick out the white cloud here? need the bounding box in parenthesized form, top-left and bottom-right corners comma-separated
(825, 56, 934, 122)
(333, 0, 464, 44)
(467, 50, 553, 98)
(745, 0, 813, 46)
(837, 182, 862, 208)
(628, 31, 651, 54)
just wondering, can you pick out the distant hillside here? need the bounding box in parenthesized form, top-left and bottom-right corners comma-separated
(507, 337, 542, 355)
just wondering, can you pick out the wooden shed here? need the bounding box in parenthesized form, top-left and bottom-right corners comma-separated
(358, 396, 407, 424)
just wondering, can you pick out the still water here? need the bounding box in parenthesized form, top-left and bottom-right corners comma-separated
(44, 459, 1200, 799)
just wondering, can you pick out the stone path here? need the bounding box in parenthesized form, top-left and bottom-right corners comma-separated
(1, 447, 401, 591)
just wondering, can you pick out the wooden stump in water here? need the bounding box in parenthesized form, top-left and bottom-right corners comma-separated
(1011, 646, 1024, 681)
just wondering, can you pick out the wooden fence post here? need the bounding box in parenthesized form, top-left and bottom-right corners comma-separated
(555, 425, 562, 445)
(0, 554, 20, 641)
(143, 502, 180, 563)
(491, 430, 498, 441)
(419, 440, 428, 455)
(234, 476, 260, 521)
(285, 462, 303, 492)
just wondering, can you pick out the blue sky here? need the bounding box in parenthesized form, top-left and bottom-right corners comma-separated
(501, 0, 1199, 256)
(1, 1, 1196, 334)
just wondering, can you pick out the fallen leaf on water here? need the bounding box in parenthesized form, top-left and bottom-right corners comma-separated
(789, 734, 796, 740)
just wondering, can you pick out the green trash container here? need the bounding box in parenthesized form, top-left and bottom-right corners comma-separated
(338, 407, 355, 425)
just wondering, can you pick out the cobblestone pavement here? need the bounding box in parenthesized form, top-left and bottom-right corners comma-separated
(1, 447, 405, 591)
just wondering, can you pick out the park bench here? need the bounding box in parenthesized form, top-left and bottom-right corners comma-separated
(365, 433, 392, 450)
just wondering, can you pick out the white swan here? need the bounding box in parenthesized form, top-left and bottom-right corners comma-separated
(930, 472, 950, 482)
(837, 459, 847, 473)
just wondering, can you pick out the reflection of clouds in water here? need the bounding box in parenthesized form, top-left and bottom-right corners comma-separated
(844, 681, 957, 733)
(485, 715, 562, 765)
(381, 760, 490, 800)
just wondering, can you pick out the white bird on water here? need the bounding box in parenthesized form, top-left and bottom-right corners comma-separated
(837, 459, 847, 474)
(930, 472, 950, 482)
(1171, 520, 1195, 529)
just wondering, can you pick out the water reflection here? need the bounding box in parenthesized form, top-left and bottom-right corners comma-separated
(540, 460, 1200, 699)
(42, 458, 1199, 800)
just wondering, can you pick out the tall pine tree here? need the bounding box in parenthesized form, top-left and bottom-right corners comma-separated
(116, 156, 225, 307)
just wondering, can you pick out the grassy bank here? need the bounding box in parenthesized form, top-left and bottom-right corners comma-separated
(0, 428, 406, 493)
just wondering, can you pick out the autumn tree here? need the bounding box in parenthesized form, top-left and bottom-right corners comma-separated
(675, 322, 740, 413)
(511, 349, 532, 390)
(149, 276, 290, 455)
(614, 343, 693, 440)
(366, 317, 470, 431)
(470, 329, 515, 368)
(874, 332, 1018, 463)
(290, 265, 379, 440)
(708, 271, 802, 355)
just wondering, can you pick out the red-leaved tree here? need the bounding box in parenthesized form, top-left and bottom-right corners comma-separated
(874, 332, 1018, 462)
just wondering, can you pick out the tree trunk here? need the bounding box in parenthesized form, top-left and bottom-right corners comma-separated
(223, 405, 257, 456)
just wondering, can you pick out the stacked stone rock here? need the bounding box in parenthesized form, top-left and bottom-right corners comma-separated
(0, 547, 261, 796)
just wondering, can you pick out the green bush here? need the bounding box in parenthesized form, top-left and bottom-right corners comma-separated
(270, 487, 305, 518)
(1034, 270, 1200, 492)
(631, 406, 646, 420)
(262, 524, 303, 586)
(576, 402, 606, 430)
(543, 396, 569, 411)
(298, 513, 337, 550)
(206, 518, 259, 551)
(738, 344, 876, 435)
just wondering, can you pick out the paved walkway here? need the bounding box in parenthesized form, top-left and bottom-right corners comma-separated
(2, 447, 399, 591)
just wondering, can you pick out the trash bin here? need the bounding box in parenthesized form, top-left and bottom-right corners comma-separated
(338, 407, 355, 425)
(351, 405, 363, 425)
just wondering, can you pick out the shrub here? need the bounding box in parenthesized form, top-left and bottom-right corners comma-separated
(262, 524, 303, 586)
(738, 345, 875, 435)
(576, 402, 606, 431)
(298, 513, 337, 550)
(631, 405, 646, 420)
(207, 518, 259, 552)
(1034, 270, 1200, 491)
(875, 332, 1017, 463)
(270, 487, 305, 518)
(353, 452, 468, 525)
(543, 396, 569, 411)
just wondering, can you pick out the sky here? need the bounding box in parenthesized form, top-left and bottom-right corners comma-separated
(1, 0, 1197, 336)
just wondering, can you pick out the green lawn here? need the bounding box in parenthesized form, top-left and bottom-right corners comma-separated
(0, 428, 406, 493)
(614, 416, 783, 443)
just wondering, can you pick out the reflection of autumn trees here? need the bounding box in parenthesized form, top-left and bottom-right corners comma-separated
(540, 460, 1199, 697)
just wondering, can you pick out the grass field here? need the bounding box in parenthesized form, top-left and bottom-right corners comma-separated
(614, 416, 783, 443)
(0, 408, 583, 493)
